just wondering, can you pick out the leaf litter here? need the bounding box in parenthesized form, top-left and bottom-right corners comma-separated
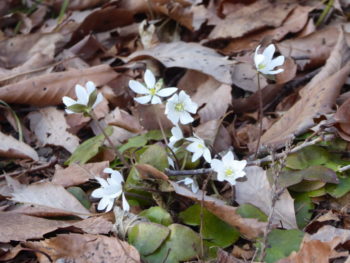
(0, 0, 350, 262)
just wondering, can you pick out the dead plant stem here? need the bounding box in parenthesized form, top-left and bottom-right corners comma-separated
(90, 112, 129, 169)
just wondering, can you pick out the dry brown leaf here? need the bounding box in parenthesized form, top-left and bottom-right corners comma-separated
(0, 32, 66, 69)
(149, 0, 207, 31)
(71, 216, 113, 235)
(261, 29, 350, 150)
(28, 107, 80, 153)
(191, 74, 232, 123)
(0, 212, 69, 242)
(0, 64, 118, 106)
(105, 107, 144, 133)
(278, 225, 350, 263)
(135, 164, 169, 180)
(235, 166, 297, 229)
(26, 233, 140, 263)
(220, 5, 314, 55)
(132, 103, 173, 131)
(127, 41, 236, 85)
(208, 0, 296, 39)
(170, 181, 266, 239)
(277, 26, 340, 70)
(0, 131, 38, 161)
(52, 161, 109, 187)
(11, 182, 91, 218)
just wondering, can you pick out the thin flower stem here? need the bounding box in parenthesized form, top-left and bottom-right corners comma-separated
(90, 112, 130, 169)
(254, 72, 263, 159)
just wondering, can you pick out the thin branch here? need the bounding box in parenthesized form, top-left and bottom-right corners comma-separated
(0, 157, 57, 179)
(164, 168, 212, 176)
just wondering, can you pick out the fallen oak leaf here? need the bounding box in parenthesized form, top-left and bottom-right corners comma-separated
(25, 233, 140, 263)
(261, 28, 350, 151)
(0, 64, 117, 106)
(11, 182, 91, 218)
(0, 131, 38, 161)
(28, 107, 80, 153)
(135, 164, 169, 181)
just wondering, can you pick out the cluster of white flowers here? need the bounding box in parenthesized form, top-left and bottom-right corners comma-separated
(61, 43, 284, 208)
(128, 69, 251, 192)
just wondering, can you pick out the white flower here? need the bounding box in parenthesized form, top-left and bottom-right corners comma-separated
(62, 81, 103, 114)
(168, 125, 183, 150)
(129, 69, 177, 104)
(165, 90, 198, 125)
(186, 135, 211, 163)
(210, 151, 247, 185)
(177, 177, 199, 193)
(254, 44, 285, 75)
(91, 168, 129, 212)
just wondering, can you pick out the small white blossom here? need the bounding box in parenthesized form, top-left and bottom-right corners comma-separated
(62, 81, 103, 114)
(91, 168, 129, 212)
(210, 151, 247, 185)
(254, 44, 285, 75)
(129, 69, 177, 104)
(186, 135, 211, 163)
(177, 177, 199, 193)
(165, 90, 198, 125)
(168, 125, 183, 150)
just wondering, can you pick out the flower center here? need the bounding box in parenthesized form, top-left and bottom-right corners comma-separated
(224, 168, 234, 177)
(258, 63, 266, 70)
(175, 102, 185, 112)
(197, 143, 205, 149)
(149, 88, 156, 95)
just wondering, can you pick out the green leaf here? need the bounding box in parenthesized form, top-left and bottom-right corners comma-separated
(87, 89, 98, 108)
(139, 144, 168, 171)
(67, 187, 91, 209)
(144, 224, 201, 263)
(119, 135, 148, 153)
(264, 229, 304, 263)
(139, 206, 173, 226)
(286, 145, 330, 170)
(65, 134, 105, 165)
(179, 204, 239, 248)
(128, 222, 170, 256)
(65, 127, 113, 165)
(276, 166, 338, 191)
(236, 204, 268, 222)
(67, 103, 88, 114)
(292, 192, 314, 229)
(326, 176, 350, 198)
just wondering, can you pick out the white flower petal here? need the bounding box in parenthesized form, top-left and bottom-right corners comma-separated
(254, 54, 265, 69)
(168, 156, 175, 168)
(62, 96, 77, 107)
(129, 80, 149, 94)
(157, 87, 178, 97)
(262, 44, 275, 63)
(179, 111, 194, 124)
(105, 198, 114, 212)
(86, 81, 96, 95)
(122, 193, 130, 211)
(91, 188, 106, 198)
(166, 111, 180, 125)
(144, 69, 156, 88)
(151, 95, 162, 104)
(191, 180, 199, 193)
(265, 68, 284, 75)
(134, 95, 152, 104)
(268, 55, 285, 70)
(191, 151, 202, 162)
(210, 159, 223, 173)
(97, 197, 111, 211)
(254, 45, 261, 65)
(232, 159, 247, 171)
(186, 142, 199, 153)
(92, 92, 104, 108)
(171, 125, 183, 140)
(75, 84, 89, 105)
(203, 149, 212, 163)
(95, 177, 108, 188)
(222, 151, 234, 163)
